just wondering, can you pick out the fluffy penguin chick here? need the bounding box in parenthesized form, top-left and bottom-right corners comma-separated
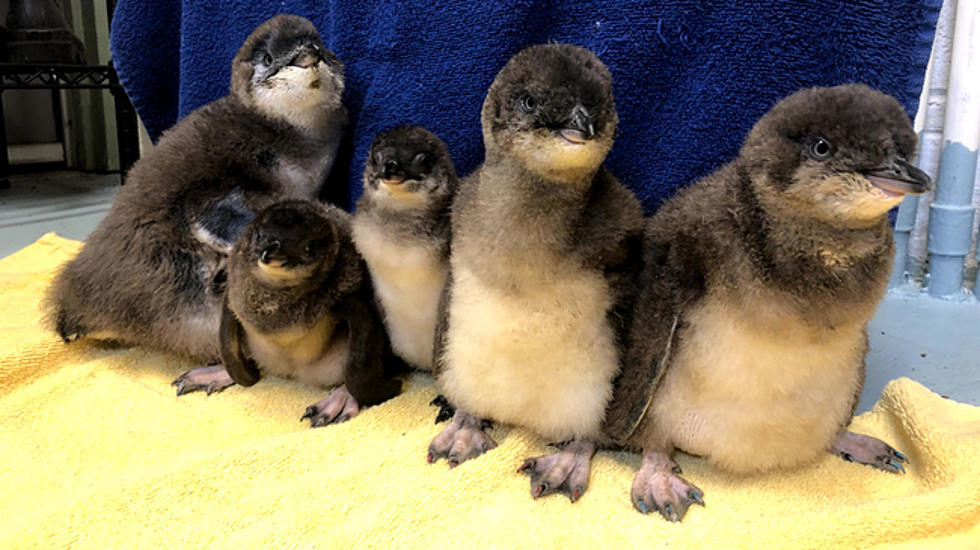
(351, 126, 458, 371)
(428, 44, 644, 504)
(604, 84, 930, 521)
(45, 15, 346, 363)
(172, 200, 400, 425)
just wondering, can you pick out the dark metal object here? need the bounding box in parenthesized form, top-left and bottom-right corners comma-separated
(3, 0, 86, 63)
(0, 62, 140, 185)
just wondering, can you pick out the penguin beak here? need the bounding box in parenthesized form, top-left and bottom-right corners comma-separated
(864, 157, 932, 196)
(380, 159, 407, 186)
(559, 104, 596, 144)
(259, 240, 284, 265)
(290, 44, 320, 69)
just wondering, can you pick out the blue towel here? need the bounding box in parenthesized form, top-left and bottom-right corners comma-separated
(110, 0, 940, 213)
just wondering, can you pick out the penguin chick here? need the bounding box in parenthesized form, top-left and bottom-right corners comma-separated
(45, 15, 347, 363)
(429, 44, 644, 504)
(604, 84, 929, 521)
(351, 126, 458, 371)
(172, 200, 401, 425)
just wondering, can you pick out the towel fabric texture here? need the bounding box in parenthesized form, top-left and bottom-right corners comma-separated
(2, 234, 979, 548)
(109, 0, 941, 213)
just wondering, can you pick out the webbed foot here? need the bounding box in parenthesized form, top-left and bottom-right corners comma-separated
(427, 410, 495, 467)
(631, 449, 704, 522)
(831, 429, 908, 474)
(172, 364, 236, 396)
(301, 384, 360, 427)
(518, 439, 595, 502)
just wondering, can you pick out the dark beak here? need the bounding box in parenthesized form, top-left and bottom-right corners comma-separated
(259, 240, 283, 265)
(864, 157, 932, 195)
(380, 158, 406, 185)
(290, 44, 320, 69)
(559, 104, 596, 144)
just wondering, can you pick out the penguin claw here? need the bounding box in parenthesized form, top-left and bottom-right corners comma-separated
(302, 385, 360, 428)
(831, 430, 910, 475)
(171, 365, 234, 396)
(426, 411, 495, 467)
(520, 440, 595, 503)
(631, 450, 703, 521)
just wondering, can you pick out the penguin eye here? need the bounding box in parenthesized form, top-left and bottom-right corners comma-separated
(256, 50, 272, 67)
(413, 152, 433, 172)
(808, 137, 833, 160)
(517, 93, 537, 113)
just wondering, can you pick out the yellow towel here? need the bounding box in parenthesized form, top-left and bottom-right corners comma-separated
(2, 233, 979, 549)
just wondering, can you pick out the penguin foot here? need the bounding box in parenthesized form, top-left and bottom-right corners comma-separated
(830, 429, 908, 474)
(301, 384, 360, 427)
(631, 449, 704, 521)
(427, 410, 495, 467)
(172, 364, 236, 396)
(518, 439, 595, 502)
(55, 310, 85, 343)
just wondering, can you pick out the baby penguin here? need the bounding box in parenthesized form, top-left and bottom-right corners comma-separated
(185, 200, 400, 425)
(46, 15, 346, 367)
(604, 84, 930, 521)
(351, 126, 458, 371)
(429, 44, 644, 503)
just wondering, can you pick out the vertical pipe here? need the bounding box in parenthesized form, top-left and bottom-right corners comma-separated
(927, 0, 980, 298)
(975, 161, 980, 298)
(892, 1, 956, 288)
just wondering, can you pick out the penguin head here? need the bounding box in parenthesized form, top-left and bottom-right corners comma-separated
(361, 126, 458, 212)
(481, 43, 617, 183)
(231, 15, 344, 130)
(740, 84, 931, 225)
(241, 200, 341, 286)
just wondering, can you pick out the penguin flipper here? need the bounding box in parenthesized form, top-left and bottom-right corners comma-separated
(192, 188, 257, 254)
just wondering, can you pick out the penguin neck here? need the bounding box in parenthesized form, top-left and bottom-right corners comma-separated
(248, 96, 346, 142)
(732, 165, 893, 289)
(483, 152, 595, 203)
(355, 191, 451, 250)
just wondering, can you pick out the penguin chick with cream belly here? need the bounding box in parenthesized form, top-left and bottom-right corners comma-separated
(429, 44, 644, 503)
(604, 84, 930, 521)
(46, 15, 346, 370)
(208, 200, 401, 425)
(352, 126, 458, 371)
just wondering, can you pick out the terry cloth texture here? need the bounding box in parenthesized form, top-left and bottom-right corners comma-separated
(2, 233, 979, 548)
(109, 1, 941, 213)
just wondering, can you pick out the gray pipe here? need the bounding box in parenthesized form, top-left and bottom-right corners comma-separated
(892, 1, 956, 289)
(926, 0, 980, 298)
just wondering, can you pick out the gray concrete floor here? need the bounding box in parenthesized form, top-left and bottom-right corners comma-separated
(0, 171, 976, 411)
(863, 292, 979, 412)
(0, 171, 119, 259)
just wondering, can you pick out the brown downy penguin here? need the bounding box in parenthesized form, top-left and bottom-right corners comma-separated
(351, 126, 458, 371)
(428, 44, 644, 504)
(45, 15, 347, 366)
(604, 84, 930, 521)
(171, 200, 401, 425)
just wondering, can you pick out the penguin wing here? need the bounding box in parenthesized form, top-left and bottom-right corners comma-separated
(430, 267, 453, 379)
(335, 285, 401, 407)
(219, 297, 262, 386)
(602, 237, 695, 445)
(192, 188, 257, 254)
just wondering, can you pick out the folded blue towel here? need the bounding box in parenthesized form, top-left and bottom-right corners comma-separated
(110, 0, 940, 212)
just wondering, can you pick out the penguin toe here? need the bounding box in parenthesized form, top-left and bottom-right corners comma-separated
(172, 364, 235, 396)
(301, 384, 360, 428)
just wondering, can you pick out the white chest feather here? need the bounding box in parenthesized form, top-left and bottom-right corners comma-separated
(647, 295, 864, 473)
(439, 261, 619, 441)
(244, 314, 348, 389)
(351, 219, 446, 370)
